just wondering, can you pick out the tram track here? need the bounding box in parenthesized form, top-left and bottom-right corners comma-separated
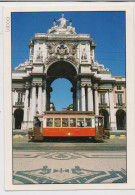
(13, 138, 126, 152)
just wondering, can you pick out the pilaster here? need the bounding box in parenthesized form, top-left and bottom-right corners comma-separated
(37, 83, 42, 114)
(76, 81, 81, 111)
(81, 83, 86, 111)
(93, 84, 99, 115)
(22, 85, 29, 130)
(31, 83, 36, 120)
(108, 89, 116, 130)
(87, 83, 93, 112)
(42, 83, 47, 113)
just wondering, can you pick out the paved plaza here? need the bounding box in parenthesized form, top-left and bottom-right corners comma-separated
(13, 136, 127, 184)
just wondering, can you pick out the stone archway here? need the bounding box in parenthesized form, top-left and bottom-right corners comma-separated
(14, 109, 24, 129)
(99, 109, 109, 129)
(46, 60, 78, 111)
(116, 109, 126, 130)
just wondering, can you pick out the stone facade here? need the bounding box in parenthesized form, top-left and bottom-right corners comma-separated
(12, 14, 126, 131)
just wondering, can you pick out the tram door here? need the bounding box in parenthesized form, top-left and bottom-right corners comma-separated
(33, 117, 43, 141)
(95, 117, 104, 141)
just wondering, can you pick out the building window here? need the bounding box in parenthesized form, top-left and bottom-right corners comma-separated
(117, 85, 122, 90)
(100, 94, 106, 104)
(117, 94, 123, 105)
(18, 92, 23, 105)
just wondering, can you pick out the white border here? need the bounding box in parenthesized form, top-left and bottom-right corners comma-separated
(3, 2, 135, 191)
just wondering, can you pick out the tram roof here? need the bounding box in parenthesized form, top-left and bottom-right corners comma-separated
(35, 111, 103, 117)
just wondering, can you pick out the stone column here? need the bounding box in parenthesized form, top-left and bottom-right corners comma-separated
(14, 90, 18, 104)
(76, 81, 81, 111)
(22, 85, 29, 130)
(71, 87, 76, 111)
(46, 87, 52, 111)
(87, 83, 93, 112)
(93, 84, 99, 115)
(73, 93, 75, 111)
(81, 83, 86, 111)
(31, 84, 36, 120)
(76, 88, 80, 111)
(74, 89, 77, 111)
(108, 89, 116, 130)
(12, 114, 15, 130)
(105, 91, 109, 106)
(38, 84, 42, 114)
(23, 85, 29, 121)
(29, 88, 32, 120)
(42, 84, 47, 113)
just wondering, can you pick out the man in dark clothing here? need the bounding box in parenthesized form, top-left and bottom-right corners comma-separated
(35, 117, 41, 127)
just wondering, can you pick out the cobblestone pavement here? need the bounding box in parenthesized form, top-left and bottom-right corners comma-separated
(13, 137, 127, 184)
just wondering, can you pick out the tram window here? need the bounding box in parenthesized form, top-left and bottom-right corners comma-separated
(85, 118, 91, 127)
(54, 118, 61, 127)
(62, 118, 68, 127)
(46, 118, 53, 127)
(77, 118, 84, 127)
(70, 118, 76, 127)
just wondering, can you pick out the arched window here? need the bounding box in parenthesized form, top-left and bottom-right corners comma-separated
(116, 109, 126, 130)
(14, 109, 24, 129)
(99, 109, 109, 129)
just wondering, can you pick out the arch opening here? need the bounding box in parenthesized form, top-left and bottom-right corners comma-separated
(99, 109, 109, 129)
(46, 61, 77, 111)
(50, 78, 73, 111)
(116, 109, 126, 130)
(14, 109, 24, 129)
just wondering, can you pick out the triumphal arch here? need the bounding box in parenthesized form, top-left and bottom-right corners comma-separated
(12, 14, 126, 131)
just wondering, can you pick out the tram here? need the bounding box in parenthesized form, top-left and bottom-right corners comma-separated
(31, 111, 104, 141)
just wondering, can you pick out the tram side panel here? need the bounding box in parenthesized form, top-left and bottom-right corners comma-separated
(42, 117, 96, 137)
(32, 115, 104, 141)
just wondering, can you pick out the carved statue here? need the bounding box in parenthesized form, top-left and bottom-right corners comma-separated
(47, 43, 56, 55)
(56, 14, 70, 28)
(69, 19, 72, 26)
(47, 15, 76, 35)
(69, 43, 78, 55)
(53, 19, 56, 26)
(81, 48, 87, 60)
(15, 59, 30, 70)
(37, 48, 43, 60)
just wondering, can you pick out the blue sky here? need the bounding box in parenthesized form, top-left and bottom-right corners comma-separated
(12, 11, 125, 110)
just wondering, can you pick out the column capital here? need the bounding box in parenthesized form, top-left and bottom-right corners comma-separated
(93, 84, 98, 90)
(37, 83, 42, 87)
(81, 83, 86, 87)
(108, 88, 113, 92)
(87, 83, 92, 88)
(31, 83, 36, 87)
(25, 85, 29, 90)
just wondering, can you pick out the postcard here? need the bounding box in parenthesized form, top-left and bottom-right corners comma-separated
(3, 2, 135, 190)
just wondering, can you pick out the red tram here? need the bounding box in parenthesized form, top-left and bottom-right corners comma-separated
(32, 111, 104, 141)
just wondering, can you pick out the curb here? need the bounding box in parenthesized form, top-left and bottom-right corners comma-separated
(109, 134, 126, 139)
